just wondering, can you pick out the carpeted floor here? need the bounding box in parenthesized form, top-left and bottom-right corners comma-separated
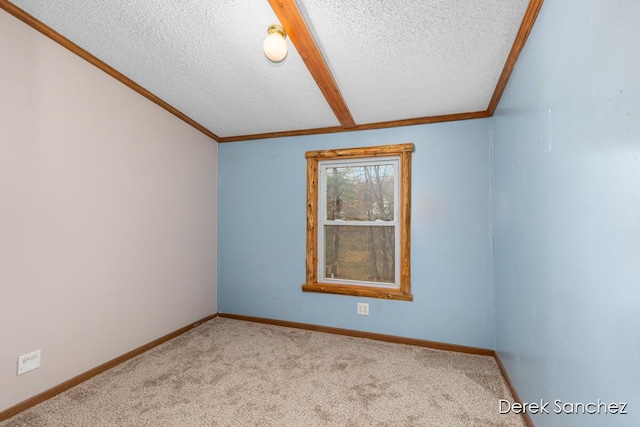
(1, 318, 525, 426)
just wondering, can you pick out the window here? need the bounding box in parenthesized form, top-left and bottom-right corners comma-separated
(302, 144, 414, 301)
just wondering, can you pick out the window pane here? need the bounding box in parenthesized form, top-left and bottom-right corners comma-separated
(326, 164, 394, 221)
(325, 225, 395, 283)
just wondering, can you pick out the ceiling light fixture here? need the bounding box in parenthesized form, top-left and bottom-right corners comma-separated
(263, 24, 288, 63)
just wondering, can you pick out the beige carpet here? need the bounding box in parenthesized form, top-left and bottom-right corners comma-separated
(1, 318, 525, 426)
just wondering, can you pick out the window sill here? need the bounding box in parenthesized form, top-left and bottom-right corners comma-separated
(302, 283, 413, 301)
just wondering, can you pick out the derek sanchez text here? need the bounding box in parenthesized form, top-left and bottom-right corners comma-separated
(499, 399, 628, 415)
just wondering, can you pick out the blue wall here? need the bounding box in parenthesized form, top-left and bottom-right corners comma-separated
(493, 1, 640, 426)
(219, 120, 495, 348)
(219, 2, 639, 421)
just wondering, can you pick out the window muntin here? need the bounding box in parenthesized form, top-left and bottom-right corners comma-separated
(303, 143, 413, 301)
(318, 157, 400, 288)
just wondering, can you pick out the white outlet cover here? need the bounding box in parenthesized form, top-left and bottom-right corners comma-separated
(357, 303, 369, 315)
(18, 349, 41, 375)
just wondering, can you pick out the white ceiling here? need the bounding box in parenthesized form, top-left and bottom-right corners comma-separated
(5, 0, 536, 142)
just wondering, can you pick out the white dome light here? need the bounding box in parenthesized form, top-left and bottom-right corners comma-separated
(263, 24, 288, 63)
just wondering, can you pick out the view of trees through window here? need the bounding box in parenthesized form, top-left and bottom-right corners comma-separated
(324, 164, 396, 284)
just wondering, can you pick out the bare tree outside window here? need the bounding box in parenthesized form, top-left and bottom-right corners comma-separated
(325, 165, 395, 283)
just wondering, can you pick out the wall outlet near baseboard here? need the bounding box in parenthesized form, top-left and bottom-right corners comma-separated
(18, 349, 41, 375)
(357, 302, 369, 316)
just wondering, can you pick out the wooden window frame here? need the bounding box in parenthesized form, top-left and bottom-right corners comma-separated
(302, 143, 414, 301)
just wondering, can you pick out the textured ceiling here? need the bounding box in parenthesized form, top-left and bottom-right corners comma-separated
(300, 0, 529, 123)
(3, 0, 539, 142)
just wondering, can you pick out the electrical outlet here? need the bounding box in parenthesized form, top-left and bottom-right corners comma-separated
(357, 302, 369, 316)
(17, 349, 41, 375)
